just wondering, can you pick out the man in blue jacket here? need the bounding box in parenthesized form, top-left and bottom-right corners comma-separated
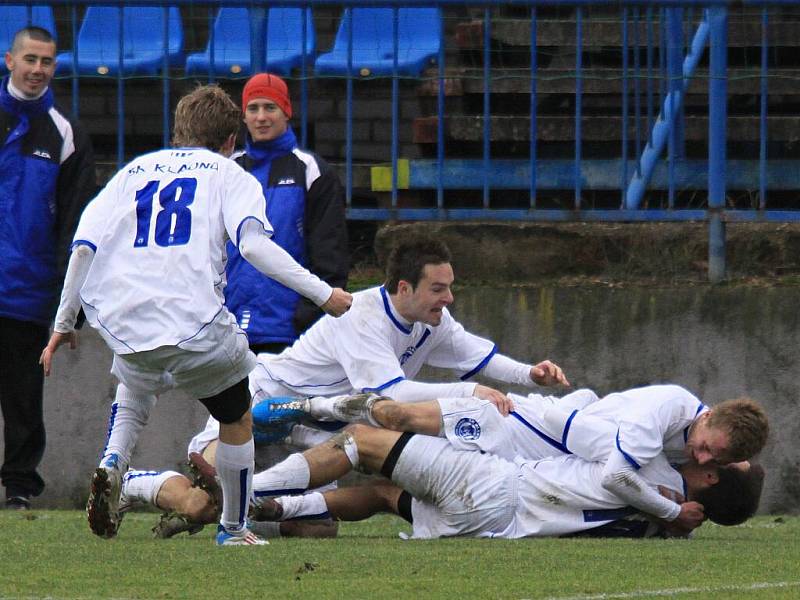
(228, 72, 349, 354)
(0, 27, 95, 509)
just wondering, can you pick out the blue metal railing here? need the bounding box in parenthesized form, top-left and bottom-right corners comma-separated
(10, 0, 800, 281)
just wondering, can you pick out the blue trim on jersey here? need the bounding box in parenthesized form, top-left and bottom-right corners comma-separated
(616, 429, 641, 470)
(82, 297, 136, 352)
(234, 216, 273, 249)
(176, 306, 224, 346)
(682, 475, 688, 500)
(71, 239, 97, 253)
(510, 411, 571, 454)
(582, 506, 638, 522)
(286, 511, 331, 521)
(363, 376, 405, 393)
(562, 409, 578, 448)
(238, 467, 248, 526)
(306, 419, 348, 432)
(684, 403, 707, 443)
(257, 362, 350, 391)
(254, 488, 307, 497)
(460, 344, 498, 381)
(415, 328, 431, 350)
(380, 286, 412, 334)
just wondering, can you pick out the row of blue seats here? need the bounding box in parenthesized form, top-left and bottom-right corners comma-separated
(1, 5, 441, 78)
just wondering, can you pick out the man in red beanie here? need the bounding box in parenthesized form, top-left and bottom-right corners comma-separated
(230, 72, 349, 355)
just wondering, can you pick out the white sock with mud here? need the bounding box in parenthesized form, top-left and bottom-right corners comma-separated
(308, 394, 381, 425)
(289, 424, 334, 449)
(275, 492, 329, 520)
(101, 384, 156, 469)
(215, 438, 254, 533)
(252, 452, 311, 497)
(122, 470, 180, 508)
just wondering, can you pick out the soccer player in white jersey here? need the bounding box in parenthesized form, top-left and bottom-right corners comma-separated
(243, 424, 765, 539)
(39, 85, 352, 546)
(279, 384, 768, 535)
(251, 234, 568, 416)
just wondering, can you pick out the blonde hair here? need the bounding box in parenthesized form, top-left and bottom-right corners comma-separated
(172, 85, 240, 151)
(708, 397, 769, 461)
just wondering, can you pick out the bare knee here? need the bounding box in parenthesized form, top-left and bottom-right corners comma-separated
(372, 400, 412, 431)
(180, 487, 218, 524)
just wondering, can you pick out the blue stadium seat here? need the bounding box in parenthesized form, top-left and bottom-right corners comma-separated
(0, 5, 56, 72)
(185, 8, 315, 78)
(56, 7, 183, 77)
(314, 8, 441, 78)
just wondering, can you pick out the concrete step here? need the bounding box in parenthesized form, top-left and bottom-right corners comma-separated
(455, 17, 800, 49)
(416, 67, 800, 97)
(413, 114, 800, 143)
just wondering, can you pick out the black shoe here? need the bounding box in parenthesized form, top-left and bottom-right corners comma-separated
(5, 496, 31, 510)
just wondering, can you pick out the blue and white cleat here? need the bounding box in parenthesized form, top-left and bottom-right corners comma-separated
(215, 524, 269, 546)
(251, 397, 309, 427)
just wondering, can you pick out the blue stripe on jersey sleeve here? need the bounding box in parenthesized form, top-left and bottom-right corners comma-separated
(234, 216, 273, 249)
(363, 376, 405, 393)
(615, 429, 641, 470)
(510, 411, 571, 454)
(71, 239, 97, 252)
(460, 345, 498, 381)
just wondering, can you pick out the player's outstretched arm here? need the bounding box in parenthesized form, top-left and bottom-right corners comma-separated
(40, 243, 95, 375)
(238, 220, 351, 316)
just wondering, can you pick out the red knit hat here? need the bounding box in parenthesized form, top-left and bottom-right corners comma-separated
(242, 73, 292, 118)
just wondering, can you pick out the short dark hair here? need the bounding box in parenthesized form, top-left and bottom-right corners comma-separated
(172, 85, 240, 151)
(695, 463, 765, 526)
(384, 235, 451, 293)
(11, 26, 55, 53)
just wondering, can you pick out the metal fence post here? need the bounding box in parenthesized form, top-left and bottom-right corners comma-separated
(708, 6, 727, 283)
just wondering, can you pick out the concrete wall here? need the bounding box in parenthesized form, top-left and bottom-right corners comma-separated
(3, 283, 797, 512)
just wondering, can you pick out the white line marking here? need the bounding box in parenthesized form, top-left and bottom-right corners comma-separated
(537, 580, 800, 600)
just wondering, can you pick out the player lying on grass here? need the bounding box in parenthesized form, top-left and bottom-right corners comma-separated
(260, 384, 768, 535)
(39, 85, 352, 546)
(247, 424, 765, 539)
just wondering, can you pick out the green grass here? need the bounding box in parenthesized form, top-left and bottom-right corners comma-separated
(1, 511, 798, 599)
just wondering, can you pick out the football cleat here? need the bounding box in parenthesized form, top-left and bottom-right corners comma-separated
(152, 512, 206, 539)
(86, 465, 123, 539)
(187, 452, 223, 510)
(215, 524, 269, 546)
(251, 397, 309, 427)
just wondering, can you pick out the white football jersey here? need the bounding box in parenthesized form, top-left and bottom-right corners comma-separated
(530, 384, 707, 467)
(73, 148, 272, 354)
(500, 451, 684, 538)
(255, 286, 496, 395)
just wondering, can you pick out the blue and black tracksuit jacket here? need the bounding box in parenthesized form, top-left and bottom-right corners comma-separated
(227, 126, 349, 346)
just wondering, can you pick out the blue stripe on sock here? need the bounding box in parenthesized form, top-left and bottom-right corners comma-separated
(238, 468, 249, 527)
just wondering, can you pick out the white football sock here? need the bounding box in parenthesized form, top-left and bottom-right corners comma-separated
(289, 424, 334, 449)
(216, 438, 254, 533)
(252, 453, 310, 500)
(275, 491, 329, 521)
(306, 395, 338, 420)
(100, 384, 156, 470)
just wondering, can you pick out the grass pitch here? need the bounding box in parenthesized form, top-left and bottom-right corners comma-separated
(1, 511, 798, 599)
